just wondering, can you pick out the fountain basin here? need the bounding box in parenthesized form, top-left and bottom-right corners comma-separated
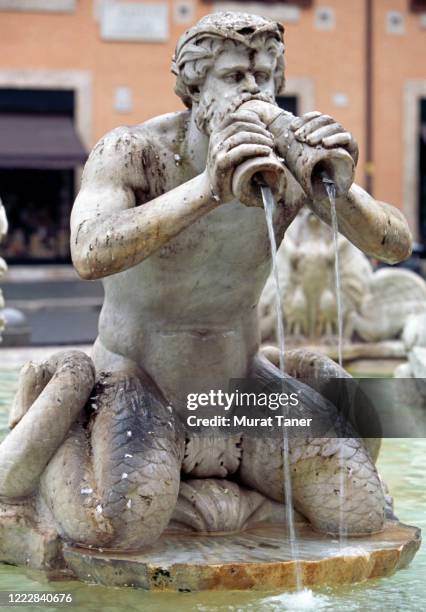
(1, 519, 417, 591)
(62, 522, 420, 590)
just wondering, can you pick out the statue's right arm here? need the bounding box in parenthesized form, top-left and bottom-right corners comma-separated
(71, 115, 274, 280)
(71, 130, 217, 280)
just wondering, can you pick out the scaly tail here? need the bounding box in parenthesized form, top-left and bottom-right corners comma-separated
(41, 373, 184, 550)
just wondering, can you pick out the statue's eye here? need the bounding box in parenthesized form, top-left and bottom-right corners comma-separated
(255, 72, 270, 84)
(224, 72, 244, 84)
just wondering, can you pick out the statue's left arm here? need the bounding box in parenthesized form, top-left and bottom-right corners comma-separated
(307, 183, 412, 265)
(279, 108, 412, 264)
(240, 100, 412, 265)
(292, 110, 412, 264)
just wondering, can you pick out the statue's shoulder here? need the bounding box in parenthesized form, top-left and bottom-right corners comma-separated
(141, 110, 190, 143)
(82, 111, 190, 188)
(88, 110, 189, 163)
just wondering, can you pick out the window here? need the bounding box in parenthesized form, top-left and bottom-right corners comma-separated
(276, 95, 298, 116)
(410, 0, 426, 12)
(0, 88, 78, 264)
(0, 89, 74, 117)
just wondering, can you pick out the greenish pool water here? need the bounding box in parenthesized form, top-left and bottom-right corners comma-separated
(0, 370, 424, 611)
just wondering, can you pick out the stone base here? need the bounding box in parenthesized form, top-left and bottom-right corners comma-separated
(61, 521, 420, 591)
(0, 506, 420, 591)
(0, 500, 65, 572)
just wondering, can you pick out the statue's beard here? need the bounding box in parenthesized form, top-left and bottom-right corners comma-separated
(194, 91, 277, 136)
(194, 95, 217, 135)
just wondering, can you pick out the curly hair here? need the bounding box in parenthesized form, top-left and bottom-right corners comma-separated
(172, 13, 285, 108)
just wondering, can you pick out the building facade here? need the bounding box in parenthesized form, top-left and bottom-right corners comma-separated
(0, 0, 425, 264)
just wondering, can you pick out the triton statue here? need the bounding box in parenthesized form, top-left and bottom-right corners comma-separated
(0, 13, 414, 561)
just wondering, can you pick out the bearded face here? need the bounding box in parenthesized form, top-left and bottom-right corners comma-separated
(194, 88, 218, 135)
(194, 43, 278, 136)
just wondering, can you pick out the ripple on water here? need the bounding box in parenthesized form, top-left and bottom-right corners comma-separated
(260, 588, 328, 610)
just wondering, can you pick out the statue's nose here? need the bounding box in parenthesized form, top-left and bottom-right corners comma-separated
(240, 74, 260, 95)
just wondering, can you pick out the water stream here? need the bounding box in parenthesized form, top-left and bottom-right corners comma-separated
(261, 184, 303, 591)
(261, 185, 286, 374)
(323, 179, 347, 545)
(324, 181, 343, 368)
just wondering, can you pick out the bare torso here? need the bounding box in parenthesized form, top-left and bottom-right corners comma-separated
(91, 111, 304, 409)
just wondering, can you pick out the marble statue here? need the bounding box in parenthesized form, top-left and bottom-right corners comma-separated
(394, 312, 426, 408)
(260, 208, 372, 342)
(0, 12, 416, 572)
(0, 201, 7, 342)
(260, 208, 426, 345)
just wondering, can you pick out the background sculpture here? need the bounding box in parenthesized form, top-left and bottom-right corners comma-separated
(260, 208, 426, 347)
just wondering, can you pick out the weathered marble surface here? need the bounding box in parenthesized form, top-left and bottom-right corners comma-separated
(0, 501, 419, 591)
(0, 498, 64, 572)
(56, 523, 423, 590)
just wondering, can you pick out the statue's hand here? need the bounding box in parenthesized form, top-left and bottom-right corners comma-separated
(291, 111, 359, 165)
(206, 110, 274, 204)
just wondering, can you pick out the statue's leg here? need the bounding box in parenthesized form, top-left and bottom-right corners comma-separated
(0, 351, 95, 499)
(238, 353, 386, 536)
(261, 346, 381, 462)
(40, 372, 185, 550)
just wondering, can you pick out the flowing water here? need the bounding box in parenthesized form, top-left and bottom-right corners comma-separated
(261, 185, 286, 373)
(323, 180, 343, 368)
(323, 179, 347, 546)
(261, 185, 303, 592)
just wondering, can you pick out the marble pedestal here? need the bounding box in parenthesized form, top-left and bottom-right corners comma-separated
(0, 505, 420, 591)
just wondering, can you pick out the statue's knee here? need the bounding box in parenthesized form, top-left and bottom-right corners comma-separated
(8, 361, 51, 429)
(291, 446, 386, 536)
